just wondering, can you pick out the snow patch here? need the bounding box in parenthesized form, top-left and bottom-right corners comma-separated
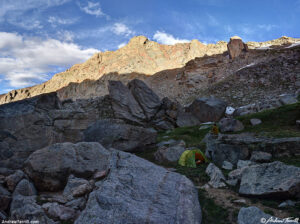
(286, 42, 300, 48)
(255, 44, 272, 50)
(237, 62, 256, 72)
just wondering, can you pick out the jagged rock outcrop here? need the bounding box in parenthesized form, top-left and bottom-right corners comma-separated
(227, 36, 248, 59)
(1, 36, 299, 107)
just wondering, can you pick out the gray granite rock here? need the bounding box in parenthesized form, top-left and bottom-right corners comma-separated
(222, 161, 234, 170)
(218, 118, 244, 132)
(63, 175, 92, 201)
(25, 142, 110, 191)
(75, 149, 202, 224)
(206, 163, 226, 188)
(5, 170, 24, 192)
(13, 179, 37, 197)
(154, 140, 186, 163)
(250, 118, 262, 126)
(83, 119, 157, 152)
(250, 151, 272, 163)
(239, 161, 300, 199)
(128, 79, 162, 120)
(10, 195, 55, 224)
(0, 185, 11, 211)
(237, 206, 282, 224)
(205, 134, 249, 166)
(187, 97, 227, 122)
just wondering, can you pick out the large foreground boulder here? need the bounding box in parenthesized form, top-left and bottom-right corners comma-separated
(187, 97, 227, 123)
(239, 161, 300, 199)
(75, 149, 202, 224)
(83, 119, 157, 152)
(25, 142, 110, 191)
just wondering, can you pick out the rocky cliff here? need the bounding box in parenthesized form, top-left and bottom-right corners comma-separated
(1, 36, 299, 105)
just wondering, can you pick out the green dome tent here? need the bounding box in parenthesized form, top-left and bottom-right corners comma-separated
(178, 149, 208, 168)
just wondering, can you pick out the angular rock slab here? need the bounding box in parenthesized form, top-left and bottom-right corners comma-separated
(108, 80, 146, 123)
(239, 161, 300, 199)
(206, 163, 226, 188)
(128, 79, 162, 120)
(75, 150, 202, 224)
(83, 119, 157, 152)
(25, 142, 110, 191)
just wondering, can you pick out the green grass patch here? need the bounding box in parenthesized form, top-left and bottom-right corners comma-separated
(263, 208, 275, 216)
(175, 163, 209, 185)
(198, 189, 231, 224)
(157, 125, 211, 148)
(236, 102, 300, 138)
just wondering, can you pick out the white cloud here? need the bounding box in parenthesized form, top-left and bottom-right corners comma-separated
(153, 31, 190, 45)
(7, 16, 43, 30)
(118, 42, 127, 49)
(48, 16, 78, 27)
(78, 1, 105, 17)
(0, 0, 70, 17)
(0, 32, 99, 88)
(56, 30, 75, 42)
(112, 23, 134, 36)
(257, 24, 277, 31)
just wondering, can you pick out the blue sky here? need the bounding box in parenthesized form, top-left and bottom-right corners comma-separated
(0, 0, 300, 94)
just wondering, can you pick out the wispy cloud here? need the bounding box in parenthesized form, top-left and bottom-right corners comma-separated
(207, 14, 219, 26)
(56, 30, 75, 42)
(153, 31, 190, 45)
(78, 1, 106, 17)
(48, 16, 78, 27)
(257, 24, 277, 31)
(0, 32, 98, 88)
(0, 0, 71, 17)
(112, 23, 135, 36)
